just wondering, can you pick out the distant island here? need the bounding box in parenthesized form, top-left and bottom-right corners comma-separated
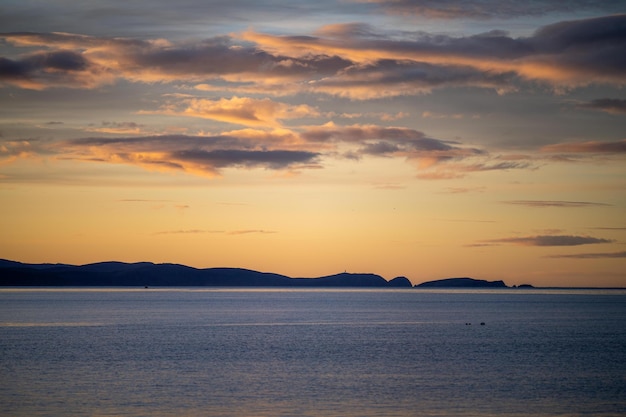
(416, 277, 509, 288)
(0, 259, 531, 288)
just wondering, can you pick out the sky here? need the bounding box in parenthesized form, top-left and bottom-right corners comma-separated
(1, 0, 625, 287)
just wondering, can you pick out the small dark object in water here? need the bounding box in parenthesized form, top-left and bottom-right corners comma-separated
(480, 322, 485, 325)
(465, 322, 471, 325)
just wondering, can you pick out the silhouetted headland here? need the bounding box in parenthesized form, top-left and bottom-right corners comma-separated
(0, 259, 412, 287)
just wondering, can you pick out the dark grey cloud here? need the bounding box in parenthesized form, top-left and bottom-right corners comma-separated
(577, 98, 626, 114)
(62, 134, 320, 176)
(312, 59, 519, 98)
(485, 234, 614, 246)
(360, 141, 402, 156)
(529, 14, 626, 79)
(503, 200, 611, 208)
(172, 149, 319, 170)
(128, 37, 350, 79)
(0, 50, 92, 86)
(547, 251, 626, 259)
(300, 124, 484, 163)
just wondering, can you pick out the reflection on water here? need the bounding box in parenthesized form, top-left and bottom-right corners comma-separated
(1, 288, 625, 416)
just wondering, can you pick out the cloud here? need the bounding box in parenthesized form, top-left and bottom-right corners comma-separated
(541, 139, 626, 154)
(483, 235, 614, 246)
(299, 123, 488, 171)
(172, 149, 320, 170)
(118, 199, 173, 203)
(243, 14, 626, 93)
(60, 134, 320, 177)
(415, 159, 532, 179)
(2, 118, 520, 180)
(439, 186, 486, 194)
(422, 111, 466, 119)
(309, 59, 518, 99)
(0, 140, 36, 163)
(3, 14, 625, 96)
(354, 0, 622, 19)
(546, 251, 626, 259)
(149, 96, 320, 127)
(0, 32, 350, 91)
(503, 200, 611, 208)
(576, 99, 626, 115)
(228, 229, 276, 235)
(0, 49, 112, 89)
(87, 121, 146, 135)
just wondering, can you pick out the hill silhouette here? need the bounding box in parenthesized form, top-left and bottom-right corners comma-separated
(0, 260, 410, 287)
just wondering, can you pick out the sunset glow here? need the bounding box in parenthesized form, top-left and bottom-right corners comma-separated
(1, 1, 625, 287)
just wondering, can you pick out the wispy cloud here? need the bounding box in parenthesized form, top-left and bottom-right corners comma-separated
(502, 200, 611, 208)
(87, 121, 146, 135)
(228, 229, 277, 235)
(415, 159, 532, 180)
(541, 139, 626, 154)
(356, 0, 622, 19)
(576, 98, 626, 115)
(547, 251, 626, 259)
(147, 96, 320, 127)
(481, 235, 614, 246)
(118, 199, 174, 203)
(0, 139, 39, 163)
(439, 186, 486, 194)
(422, 111, 475, 120)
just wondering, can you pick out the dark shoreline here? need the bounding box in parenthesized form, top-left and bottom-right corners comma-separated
(1, 259, 624, 289)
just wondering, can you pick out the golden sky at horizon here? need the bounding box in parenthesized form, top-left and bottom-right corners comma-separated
(1, 1, 625, 287)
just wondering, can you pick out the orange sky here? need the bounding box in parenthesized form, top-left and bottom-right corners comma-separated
(1, 1, 625, 287)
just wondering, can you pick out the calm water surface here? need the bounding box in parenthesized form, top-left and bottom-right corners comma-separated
(1, 288, 625, 416)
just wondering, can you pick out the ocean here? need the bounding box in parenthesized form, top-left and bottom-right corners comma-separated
(0, 288, 625, 416)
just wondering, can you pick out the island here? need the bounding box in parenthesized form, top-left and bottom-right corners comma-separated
(415, 277, 509, 288)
